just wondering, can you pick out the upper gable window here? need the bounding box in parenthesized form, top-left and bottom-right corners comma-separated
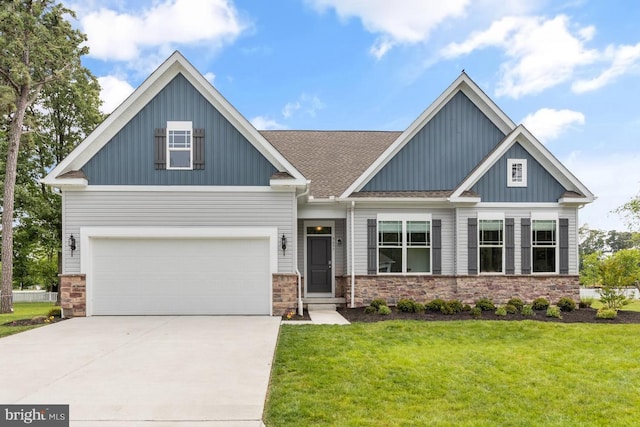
(507, 159, 527, 187)
(167, 121, 193, 170)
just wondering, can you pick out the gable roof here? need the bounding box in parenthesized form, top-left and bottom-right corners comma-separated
(450, 125, 595, 204)
(263, 130, 400, 198)
(339, 72, 516, 198)
(43, 51, 305, 187)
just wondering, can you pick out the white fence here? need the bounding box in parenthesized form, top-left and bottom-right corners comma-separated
(12, 291, 58, 303)
(580, 287, 640, 300)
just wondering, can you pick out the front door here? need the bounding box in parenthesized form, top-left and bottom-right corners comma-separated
(307, 236, 332, 293)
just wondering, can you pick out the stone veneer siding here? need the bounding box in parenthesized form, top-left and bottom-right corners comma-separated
(345, 275, 580, 307)
(272, 273, 299, 315)
(60, 274, 86, 318)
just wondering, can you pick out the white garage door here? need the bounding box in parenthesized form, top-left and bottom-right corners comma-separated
(90, 237, 271, 315)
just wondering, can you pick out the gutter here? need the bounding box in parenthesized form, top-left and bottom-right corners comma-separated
(295, 181, 311, 316)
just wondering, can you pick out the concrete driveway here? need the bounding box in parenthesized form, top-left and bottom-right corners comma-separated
(0, 316, 281, 426)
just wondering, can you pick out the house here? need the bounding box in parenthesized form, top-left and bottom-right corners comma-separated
(43, 51, 594, 317)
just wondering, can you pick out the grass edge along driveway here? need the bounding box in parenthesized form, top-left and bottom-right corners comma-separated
(265, 321, 640, 426)
(0, 302, 56, 338)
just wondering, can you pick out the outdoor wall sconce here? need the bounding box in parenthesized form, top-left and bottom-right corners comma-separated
(337, 238, 342, 246)
(68, 234, 76, 257)
(281, 234, 287, 255)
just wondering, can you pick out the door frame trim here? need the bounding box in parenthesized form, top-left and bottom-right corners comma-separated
(303, 220, 335, 297)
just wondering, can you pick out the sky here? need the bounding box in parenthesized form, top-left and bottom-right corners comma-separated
(66, 0, 640, 231)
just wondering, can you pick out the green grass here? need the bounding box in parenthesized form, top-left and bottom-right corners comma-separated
(0, 302, 56, 338)
(591, 299, 640, 312)
(265, 321, 640, 426)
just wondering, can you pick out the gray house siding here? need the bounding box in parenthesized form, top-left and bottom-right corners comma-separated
(362, 92, 505, 192)
(83, 73, 278, 185)
(472, 143, 567, 202)
(352, 206, 456, 275)
(455, 207, 579, 275)
(62, 190, 295, 274)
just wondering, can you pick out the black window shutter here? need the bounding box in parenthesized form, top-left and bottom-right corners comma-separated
(432, 219, 442, 275)
(367, 219, 377, 274)
(559, 218, 569, 275)
(505, 218, 515, 274)
(468, 218, 478, 275)
(521, 218, 531, 274)
(154, 128, 166, 169)
(193, 128, 205, 170)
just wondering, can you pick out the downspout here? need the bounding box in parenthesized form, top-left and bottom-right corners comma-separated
(350, 200, 356, 308)
(295, 181, 311, 316)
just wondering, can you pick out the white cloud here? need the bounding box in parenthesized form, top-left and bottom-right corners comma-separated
(307, 0, 469, 59)
(282, 101, 300, 119)
(522, 108, 585, 142)
(81, 0, 247, 61)
(443, 15, 599, 98)
(250, 116, 287, 130)
(203, 72, 216, 84)
(97, 75, 135, 114)
(281, 94, 325, 119)
(572, 42, 640, 93)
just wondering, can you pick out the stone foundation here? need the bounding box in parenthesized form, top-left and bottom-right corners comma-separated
(60, 274, 86, 318)
(345, 275, 580, 307)
(272, 273, 300, 316)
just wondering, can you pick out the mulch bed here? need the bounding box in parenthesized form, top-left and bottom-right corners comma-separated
(3, 316, 66, 327)
(338, 307, 640, 324)
(281, 309, 312, 321)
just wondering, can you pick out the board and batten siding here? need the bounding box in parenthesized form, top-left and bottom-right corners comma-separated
(455, 207, 579, 275)
(62, 190, 296, 274)
(82, 73, 278, 186)
(352, 206, 455, 275)
(362, 92, 505, 192)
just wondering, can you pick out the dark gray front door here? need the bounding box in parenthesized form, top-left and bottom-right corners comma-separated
(307, 236, 332, 293)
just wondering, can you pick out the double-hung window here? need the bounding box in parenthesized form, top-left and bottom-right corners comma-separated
(478, 216, 504, 273)
(167, 121, 193, 169)
(507, 159, 527, 187)
(377, 214, 431, 274)
(532, 215, 557, 273)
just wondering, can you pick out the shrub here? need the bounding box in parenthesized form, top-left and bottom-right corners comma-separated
(370, 298, 387, 310)
(462, 304, 472, 312)
(447, 300, 464, 314)
(378, 305, 392, 315)
(521, 305, 535, 317)
(475, 297, 495, 312)
(596, 308, 618, 319)
(425, 298, 447, 312)
(557, 297, 577, 312)
(506, 298, 524, 313)
(505, 304, 518, 315)
(546, 306, 562, 319)
(396, 298, 416, 313)
(48, 307, 62, 318)
(532, 297, 550, 311)
(440, 303, 454, 315)
(413, 302, 425, 313)
(495, 306, 507, 316)
(599, 287, 627, 310)
(364, 305, 377, 314)
(579, 297, 595, 308)
(470, 307, 482, 318)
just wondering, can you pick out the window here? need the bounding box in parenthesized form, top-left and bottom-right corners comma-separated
(532, 219, 557, 273)
(167, 121, 192, 169)
(378, 215, 431, 274)
(479, 219, 503, 273)
(507, 158, 527, 187)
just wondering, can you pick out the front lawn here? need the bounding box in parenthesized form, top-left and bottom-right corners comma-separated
(265, 321, 640, 426)
(592, 299, 640, 312)
(0, 302, 56, 338)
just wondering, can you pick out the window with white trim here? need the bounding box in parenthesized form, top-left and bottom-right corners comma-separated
(507, 158, 527, 187)
(479, 219, 503, 273)
(532, 219, 557, 273)
(167, 121, 193, 169)
(378, 215, 431, 274)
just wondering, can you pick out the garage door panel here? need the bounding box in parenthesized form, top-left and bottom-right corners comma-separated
(91, 237, 271, 315)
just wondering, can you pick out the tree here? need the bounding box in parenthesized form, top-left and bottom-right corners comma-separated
(0, 0, 88, 313)
(614, 196, 640, 231)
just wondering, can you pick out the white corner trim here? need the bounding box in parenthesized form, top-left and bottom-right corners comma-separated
(340, 73, 516, 198)
(72, 185, 274, 192)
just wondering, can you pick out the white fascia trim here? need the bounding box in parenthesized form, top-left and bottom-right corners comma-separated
(339, 74, 516, 198)
(44, 51, 306, 186)
(269, 178, 308, 188)
(41, 178, 88, 188)
(70, 185, 274, 192)
(559, 196, 594, 205)
(450, 125, 595, 201)
(340, 197, 450, 204)
(475, 202, 563, 208)
(448, 196, 482, 204)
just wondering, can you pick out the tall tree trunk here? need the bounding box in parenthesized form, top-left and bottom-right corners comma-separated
(0, 88, 29, 313)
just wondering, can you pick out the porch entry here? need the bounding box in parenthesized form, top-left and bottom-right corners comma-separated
(305, 223, 333, 295)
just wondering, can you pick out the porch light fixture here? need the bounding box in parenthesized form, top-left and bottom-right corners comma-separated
(68, 234, 76, 257)
(281, 234, 287, 255)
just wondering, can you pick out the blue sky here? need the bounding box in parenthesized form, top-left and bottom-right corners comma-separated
(68, 0, 640, 231)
